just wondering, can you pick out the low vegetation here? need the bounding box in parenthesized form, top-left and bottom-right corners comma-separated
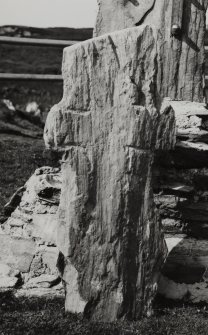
(0, 291, 208, 335)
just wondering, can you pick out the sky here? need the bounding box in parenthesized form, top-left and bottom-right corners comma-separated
(0, 0, 98, 28)
(0, 1, 208, 29)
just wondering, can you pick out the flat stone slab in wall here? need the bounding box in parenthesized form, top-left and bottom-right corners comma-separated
(159, 236, 208, 303)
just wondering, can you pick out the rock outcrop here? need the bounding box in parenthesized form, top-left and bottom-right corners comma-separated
(0, 167, 63, 295)
(44, 25, 175, 321)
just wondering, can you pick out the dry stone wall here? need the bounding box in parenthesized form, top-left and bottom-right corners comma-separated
(0, 167, 63, 295)
(154, 100, 208, 303)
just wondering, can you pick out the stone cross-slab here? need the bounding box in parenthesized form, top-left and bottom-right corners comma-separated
(44, 24, 175, 321)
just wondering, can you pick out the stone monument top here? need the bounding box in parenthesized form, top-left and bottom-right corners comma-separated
(94, 0, 156, 36)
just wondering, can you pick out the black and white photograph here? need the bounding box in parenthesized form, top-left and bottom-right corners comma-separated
(0, 0, 208, 334)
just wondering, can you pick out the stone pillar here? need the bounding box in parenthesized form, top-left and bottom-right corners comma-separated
(95, 0, 208, 102)
(44, 25, 175, 321)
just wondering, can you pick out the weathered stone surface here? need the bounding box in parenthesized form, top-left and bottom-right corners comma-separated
(0, 276, 19, 289)
(41, 247, 60, 275)
(24, 274, 60, 289)
(93, 1, 208, 307)
(95, 0, 208, 102)
(28, 246, 60, 279)
(94, 0, 156, 37)
(162, 99, 208, 143)
(63, 260, 87, 314)
(44, 25, 175, 320)
(15, 286, 64, 298)
(2, 166, 61, 243)
(0, 262, 19, 278)
(0, 234, 35, 273)
(0, 262, 20, 290)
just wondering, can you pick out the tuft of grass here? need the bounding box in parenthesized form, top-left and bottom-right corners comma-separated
(1, 291, 208, 334)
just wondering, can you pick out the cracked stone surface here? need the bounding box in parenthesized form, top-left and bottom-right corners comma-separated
(95, 0, 208, 103)
(94, 0, 156, 37)
(44, 25, 175, 321)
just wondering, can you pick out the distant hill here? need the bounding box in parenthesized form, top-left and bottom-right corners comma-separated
(0, 25, 93, 41)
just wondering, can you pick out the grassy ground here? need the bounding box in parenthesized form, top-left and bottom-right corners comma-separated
(0, 26, 92, 76)
(1, 126, 208, 335)
(1, 134, 208, 334)
(0, 291, 208, 335)
(0, 44, 63, 74)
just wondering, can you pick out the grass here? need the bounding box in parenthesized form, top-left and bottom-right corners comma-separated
(0, 133, 208, 335)
(0, 291, 208, 334)
(0, 44, 63, 75)
(1, 136, 208, 334)
(0, 134, 208, 335)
